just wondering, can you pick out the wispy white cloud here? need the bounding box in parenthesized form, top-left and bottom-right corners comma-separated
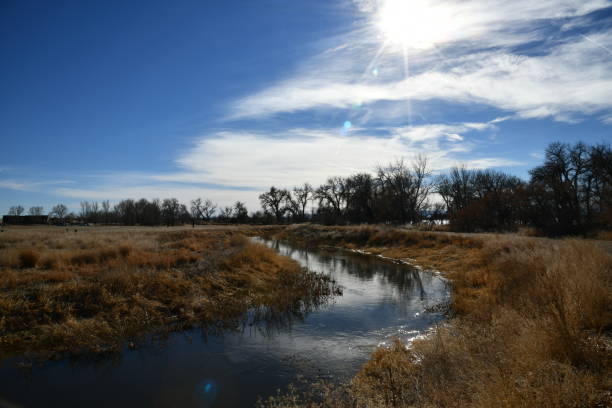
(227, 1, 612, 123)
(0, 181, 28, 191)
(168, 122, 503, 189)
(354, 0, 609, 31)
(464, 157, 526, 169)
(601, 113, 612, 124)
(529, 152, 544, 160)
(0, 179, 75, 192)
(388, 121, 498, 143)
(230, 33, 612, 122)
(368, 0, 609, 52)
(18, 121, 521, 211)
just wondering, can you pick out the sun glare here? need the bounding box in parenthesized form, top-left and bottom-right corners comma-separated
(377, 0, 453, 50)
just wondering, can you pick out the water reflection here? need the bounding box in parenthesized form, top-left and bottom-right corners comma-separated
(259, 238, 448, 313)
(0, 238, 449, 408)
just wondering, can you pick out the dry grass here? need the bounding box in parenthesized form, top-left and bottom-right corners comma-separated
(262, 225, 612, 408)
(0, 227, 336, 359)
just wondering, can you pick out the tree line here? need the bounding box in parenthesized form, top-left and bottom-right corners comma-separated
(5, 141, 611, 235)
(258, 141, 611, 235)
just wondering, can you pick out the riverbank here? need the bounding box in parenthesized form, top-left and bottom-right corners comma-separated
(263, 225, 611, 408)
(0, 227, 335, 359)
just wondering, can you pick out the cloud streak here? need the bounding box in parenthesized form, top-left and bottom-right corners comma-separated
(227, 1, 612, 123)
(2, 121, 524, 211)
(168, 121, 511, 190)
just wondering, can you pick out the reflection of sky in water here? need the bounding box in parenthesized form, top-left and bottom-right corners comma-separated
(0, 239, 449, 408)
(251, 239, 449, 368)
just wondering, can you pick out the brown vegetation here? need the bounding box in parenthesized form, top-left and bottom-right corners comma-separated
(261, 225, 611, 408)
(0, 227, 335, 359)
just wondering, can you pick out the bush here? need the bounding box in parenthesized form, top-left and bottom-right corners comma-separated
(118, 245, 132, 257)
(18, 250, 39, 268)
(70, 251, 97, 265)
(40, 256, 58, 270)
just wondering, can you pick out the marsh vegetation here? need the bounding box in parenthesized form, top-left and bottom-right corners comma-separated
(0, 227, 337, 359)
(261, 225, 612, 408)
(0, 228, 448, 408)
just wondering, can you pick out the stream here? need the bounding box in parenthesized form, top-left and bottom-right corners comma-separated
(0, 238, 449, 408)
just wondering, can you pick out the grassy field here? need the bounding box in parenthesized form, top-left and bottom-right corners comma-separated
(0, 225, 335, 359)
(261, 225, 612, 408)
(2, 224, 609, 406)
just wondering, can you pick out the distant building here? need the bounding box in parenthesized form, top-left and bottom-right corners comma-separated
(2, 215, 49, 225)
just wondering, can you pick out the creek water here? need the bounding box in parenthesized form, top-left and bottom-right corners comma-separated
(0, 238, 449, 408)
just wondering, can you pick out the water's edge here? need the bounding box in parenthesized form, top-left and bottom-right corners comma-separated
(0, 237, 449, 408)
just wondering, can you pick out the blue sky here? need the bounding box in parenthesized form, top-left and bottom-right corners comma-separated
(1, 0, 611, 214)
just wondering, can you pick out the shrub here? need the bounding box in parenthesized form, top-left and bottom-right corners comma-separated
(70, 251, 97, 265)
(40, 256, 58, 270)
(118, 245, 132, 257)
(18, 250, 39, 268)
(97, 247, 118, 262)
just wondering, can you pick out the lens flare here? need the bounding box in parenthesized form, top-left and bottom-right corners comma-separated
(195, 379, 219, 407)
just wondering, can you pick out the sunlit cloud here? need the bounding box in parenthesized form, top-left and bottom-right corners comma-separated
(230, 34, 612, 123)
(358, 0, 610, 51)
(227, 1, 612, 123)
(168, 122, 502, 189)
(10, 120, 522, 211)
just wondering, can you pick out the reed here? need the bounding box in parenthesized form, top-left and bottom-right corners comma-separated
(261, 225, 611, 408)
(0, 227, 335, 359)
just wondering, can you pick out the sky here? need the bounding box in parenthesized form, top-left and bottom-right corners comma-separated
(1, 0, 611, 215)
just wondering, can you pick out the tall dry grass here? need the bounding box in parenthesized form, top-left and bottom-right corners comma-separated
(0, 228, 336, 359)
(261, 225, 611, 408)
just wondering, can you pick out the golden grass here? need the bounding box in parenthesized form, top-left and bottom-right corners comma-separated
(261, 225, 612, 408)
(0, 227, 335, 359)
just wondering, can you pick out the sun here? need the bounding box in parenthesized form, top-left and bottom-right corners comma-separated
(377, 0, 453, 50)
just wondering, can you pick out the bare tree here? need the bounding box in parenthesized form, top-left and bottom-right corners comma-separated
(114, 199, 136, 225)
(528, 141, 612, 234)
(377, 156, 432, 223)
(436, 165, 475, 214)
(436, 166, 525, 231)
(288, 183, 313, 221)
(8, 205, 24, 216)
(50, 204, 68, 221)
(28, 206, 44, 216)
(234, 201, 249, 223)
(259, 186, 289, 222)
(161, 198, 182, 226)
(101, 200, 111, 224)
(315, 177, 347, 217)
(191, 198, 217, 222)
(79, 201, 99, 223)
(344, 173, 376, 223)
(190, 198, 202, 224)
(219, 206, 234, 223)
